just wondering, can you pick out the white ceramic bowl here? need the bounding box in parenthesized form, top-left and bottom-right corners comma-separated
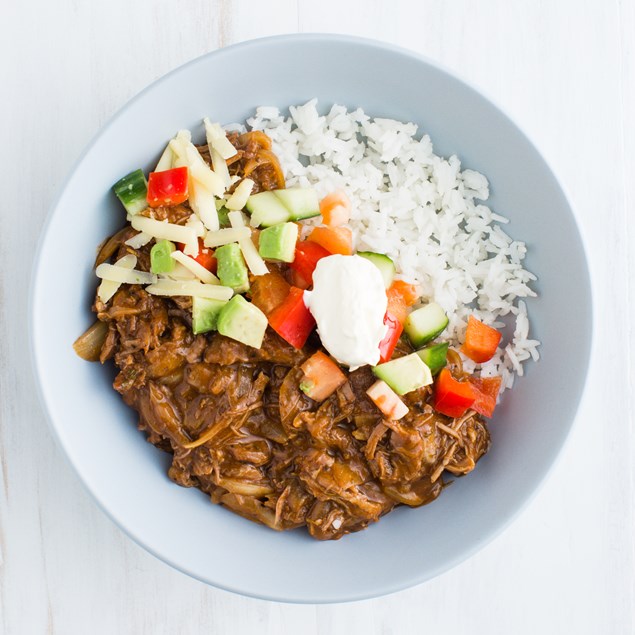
(30, 34, 592, 603)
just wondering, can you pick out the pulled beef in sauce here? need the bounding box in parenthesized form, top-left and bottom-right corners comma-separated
(88, 131, 490, 540)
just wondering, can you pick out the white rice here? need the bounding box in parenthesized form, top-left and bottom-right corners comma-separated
(243, 99, 540, 391)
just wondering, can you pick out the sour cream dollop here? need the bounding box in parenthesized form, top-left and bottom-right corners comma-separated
(304, 254, 387, 369)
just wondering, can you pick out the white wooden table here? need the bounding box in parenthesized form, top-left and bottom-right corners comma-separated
(2, 1, 634, 632)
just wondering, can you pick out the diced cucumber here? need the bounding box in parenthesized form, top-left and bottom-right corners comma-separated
(404, 302, 449, 347)
(258, 222, 299, 262)
(150, 239, 176, 274)
(416, 342, 449, 375)
(192, 296, 227, 334)
(215, 242, 250, 293)
(217, 295, 268, 349)
(372, 353, 432, 395)
(246, 191, 290, 227)
(273, 188, 320, 221)
(113, 169, 148, 215)
(357, 251, 396, 288)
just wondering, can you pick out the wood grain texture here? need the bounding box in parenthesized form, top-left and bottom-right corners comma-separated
(1, 0, 634, 632)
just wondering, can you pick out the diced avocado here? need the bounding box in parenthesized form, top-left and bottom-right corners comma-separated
(416, 342, 449, 375)
(217, 295, 268, 349)
(258, 222, 299, 262)
(192, 296, 227, 334)
(372, 353, 433, 395)
(150, 239, 176, 274)
(404, 302, 449, 347)
(215, 242, 250, 293)
(113, 169, 148, 215)
(273, 188, 320, 220)
(246, 191, 290, 227)
(358, 251, 396, 288)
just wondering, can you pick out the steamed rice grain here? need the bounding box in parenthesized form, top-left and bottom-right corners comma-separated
(245, 100, 540, 391)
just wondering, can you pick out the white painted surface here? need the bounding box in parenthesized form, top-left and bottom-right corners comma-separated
(1, 0, 633, 632)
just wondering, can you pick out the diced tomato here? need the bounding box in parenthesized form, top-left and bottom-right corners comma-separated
(177, 238, 217, 273)
(366, 380, 409, 420)
(268, 287, 316, 349)
(390, 280, 419, 306)
(386, 280, 418, 325)
(433, 368, 477, 418)
(299, 351, 347, 401)
(250, 272, 290, 316)
(469, 376, 502, 418)
(307, 225, 353, 256)
(378, 313, 403, 363)
(289, 240, 331, 286)
(320, 191, 351, 227)
(147, 166, 189, 207)
(461, 315, 502, 363)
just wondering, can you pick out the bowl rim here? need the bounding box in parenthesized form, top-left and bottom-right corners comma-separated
(28, 32, 594, 603)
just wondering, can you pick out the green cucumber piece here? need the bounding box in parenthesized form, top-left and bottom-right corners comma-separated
(358, 252, 396, 288)
(372, 353, 432, 395)
(113, 169, 148, 215)
(273, 188, 320, 220)
(217, 295, 268, 349)
(258, 222, 299, 262)
(246, 191, 290, 227)
(416, 342, 449, 375)
(404, 302, 449, 347)
(215, 242, 250, 293)
(150, 239, 176, 274)
(192, 296, 227, 334)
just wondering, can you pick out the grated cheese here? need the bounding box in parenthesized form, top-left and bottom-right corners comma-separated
(170, 250, 220, 285)
(96, 261, 157, 285)
(97, 254, 137, 303)
(211, 147, 231, 188)
(204, 118, 238, 160)
(165, 261, 196, 280)
(154, 144, 174, 171)
(124, 232, 152, 249)
(203, 226, 251, 248)
(225, 179, 254, 211)
(129, 215, 198, 255)
(145, 279, 233, 301)
(227, 211, 268, 276)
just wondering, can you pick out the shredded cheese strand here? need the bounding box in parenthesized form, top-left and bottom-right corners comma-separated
(170, 250, 220, 284)
(203, 226, 251, 248)
(145, 279, 233, 300)
(227, 211, 268, 276)
(97, 254, 137, 303)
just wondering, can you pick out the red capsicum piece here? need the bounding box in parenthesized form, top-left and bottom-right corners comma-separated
(433, 368, 477, 418)
(378, 313, 403, 363)
(268, 287, 316, 349)
(288, 241, 331, 286)
(177, 238, 217, 273)
(147, 166, 189, 207)
(468, 376, 502, 418)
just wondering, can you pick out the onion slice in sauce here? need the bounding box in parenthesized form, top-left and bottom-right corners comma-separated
(73, 321, 109, 361)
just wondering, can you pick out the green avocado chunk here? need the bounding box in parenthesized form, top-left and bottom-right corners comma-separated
(215, 242, 249, 293)
(150, 239, 176, 274)
(372, 353, 432, 395)
(258, 222, 299, 262)
(217, 295, 268, 349)
(415, 342, 449, 375)
(192, 296, 227, 334)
